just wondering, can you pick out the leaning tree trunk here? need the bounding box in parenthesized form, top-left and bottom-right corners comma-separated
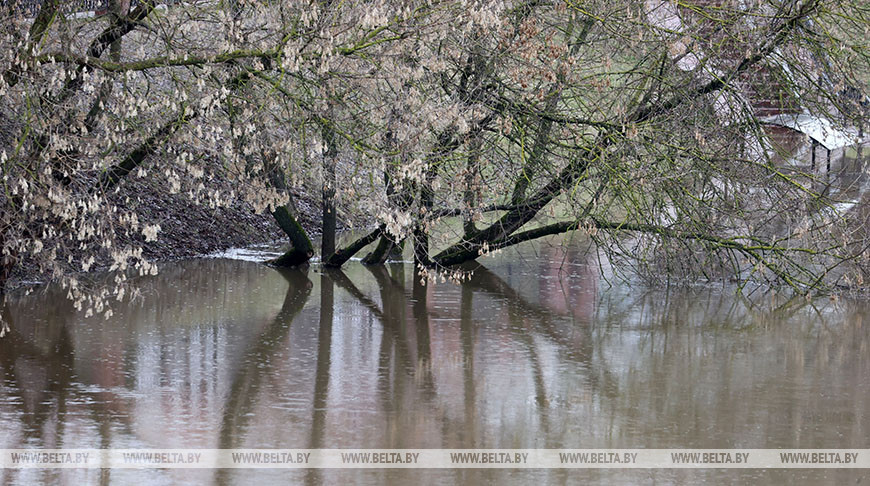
(261, 139, 313, 267)
(224, 70, 314, 268)
(362, 234, 402, 265)
(269, 203, 314, 267)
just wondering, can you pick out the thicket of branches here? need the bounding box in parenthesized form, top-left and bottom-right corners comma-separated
(1, 0, 869, 314)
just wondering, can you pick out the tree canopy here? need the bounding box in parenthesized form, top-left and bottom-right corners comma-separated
(1, 0, 869, 314)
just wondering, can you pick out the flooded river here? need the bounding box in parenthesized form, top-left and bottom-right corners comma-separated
(1, 237, 869, 484)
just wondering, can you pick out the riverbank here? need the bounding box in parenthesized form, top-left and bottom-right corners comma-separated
(3, 165, 323, 292)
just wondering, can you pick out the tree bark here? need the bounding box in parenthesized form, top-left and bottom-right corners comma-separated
(363, 119, 410, 265)
(84, 7, 126, 132)
(267, 204, 314, 267)
(320, 115, 338, 261)
(324, 226, 382, 267)
(509, 85, 560, 205)
(262, 150, 314, 267)
(433, 142, 601, 264)
(2, 0, 61, 87)
(92, 108, 196, 192)
(362, 235, 403, 265)
(414, 129, 459, 266)
(463, 133, 482, 237)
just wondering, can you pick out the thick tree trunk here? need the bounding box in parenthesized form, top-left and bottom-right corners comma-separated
(410, 191, 437, 267)
(414, 129, 458, 267)
(463, 133, 482, 237)
(257, 113, 314, 267)
(268, 204, 314, 267)
(363, 121, 408, 265)
(320, 118, 338, 261)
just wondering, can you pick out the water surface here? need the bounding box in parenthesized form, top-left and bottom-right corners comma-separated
(1, 237, 868, 484)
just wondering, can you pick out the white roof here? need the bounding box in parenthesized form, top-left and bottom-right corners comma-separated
(759, 113, 861, 150)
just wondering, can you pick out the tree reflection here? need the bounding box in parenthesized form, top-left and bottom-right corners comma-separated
(1, 252, 869, 485)
(217, 268, 311, 485)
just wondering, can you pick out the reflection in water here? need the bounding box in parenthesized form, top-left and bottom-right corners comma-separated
(1, 241, 869, 484)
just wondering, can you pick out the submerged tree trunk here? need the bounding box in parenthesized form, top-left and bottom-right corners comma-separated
(324, 226, 383, 268)
(320, 116, 338, 262)
(269, 204, 314, 267)
(363, 120, 408, 265)
(261, 134, 313, 267)
(463, 133, 483, 238)
(362, 235, 402, 265)
(224, 71, 315, 268)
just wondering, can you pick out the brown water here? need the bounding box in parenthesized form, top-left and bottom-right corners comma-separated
(1, 237, 869, 485)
